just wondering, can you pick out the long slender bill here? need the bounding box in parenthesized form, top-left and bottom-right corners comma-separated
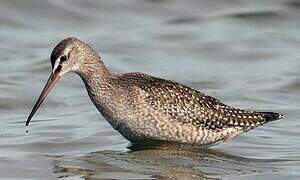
(25, 67, 61, 127)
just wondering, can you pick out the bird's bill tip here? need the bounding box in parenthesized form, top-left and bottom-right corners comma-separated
(25, 68, 61, 127)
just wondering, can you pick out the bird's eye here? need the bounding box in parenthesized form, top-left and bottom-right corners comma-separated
(60, 55, 67, 63)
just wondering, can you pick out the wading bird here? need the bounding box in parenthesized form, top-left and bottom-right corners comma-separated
(26, 37, 283, 145)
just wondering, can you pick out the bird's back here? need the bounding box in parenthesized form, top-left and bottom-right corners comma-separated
(107, 72, 283, 145)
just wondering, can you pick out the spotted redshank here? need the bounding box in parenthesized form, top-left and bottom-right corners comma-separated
(25, 37, 283, 145)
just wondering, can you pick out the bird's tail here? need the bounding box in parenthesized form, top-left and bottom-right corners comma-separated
(259, 112, 284, 122)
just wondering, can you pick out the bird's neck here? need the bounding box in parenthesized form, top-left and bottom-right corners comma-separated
(76, 58, 115, 109)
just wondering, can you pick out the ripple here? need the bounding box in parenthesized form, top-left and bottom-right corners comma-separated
(228, 10, 281, 19)
(166, 16, 200, 24)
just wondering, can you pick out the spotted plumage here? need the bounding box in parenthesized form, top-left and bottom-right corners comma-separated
(26, 37, 283, 146)
(118, 73, 282, 132)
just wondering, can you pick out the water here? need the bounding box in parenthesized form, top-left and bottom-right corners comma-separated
(0, 0, 299, 179)
(25, 126, 29, 136)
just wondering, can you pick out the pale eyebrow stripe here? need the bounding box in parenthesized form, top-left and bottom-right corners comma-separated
(52, 56, 61, 73)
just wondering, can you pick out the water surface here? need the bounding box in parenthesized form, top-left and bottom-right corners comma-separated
(0, 0, 300, 179)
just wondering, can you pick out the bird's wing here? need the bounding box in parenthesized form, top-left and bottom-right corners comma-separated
(121, 73, 282, 131)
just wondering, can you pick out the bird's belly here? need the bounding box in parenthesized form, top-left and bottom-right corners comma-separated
(100, 109, 244, 145)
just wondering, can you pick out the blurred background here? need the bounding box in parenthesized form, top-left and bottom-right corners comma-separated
(0, 0, 300, 179)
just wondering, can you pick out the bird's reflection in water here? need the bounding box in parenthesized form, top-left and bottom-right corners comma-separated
(51, 142, 277, 179)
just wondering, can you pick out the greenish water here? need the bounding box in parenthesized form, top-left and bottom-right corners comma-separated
(0, 0, 299, 179)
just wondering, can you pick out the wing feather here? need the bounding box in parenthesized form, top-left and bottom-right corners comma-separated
(120, 73, 281, 131)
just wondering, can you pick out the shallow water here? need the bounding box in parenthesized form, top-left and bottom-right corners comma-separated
(0, 0, 300, 179)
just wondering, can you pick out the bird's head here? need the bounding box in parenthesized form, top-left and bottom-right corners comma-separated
(50, 37, 98, 76)
(25, 37, 99, 127)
